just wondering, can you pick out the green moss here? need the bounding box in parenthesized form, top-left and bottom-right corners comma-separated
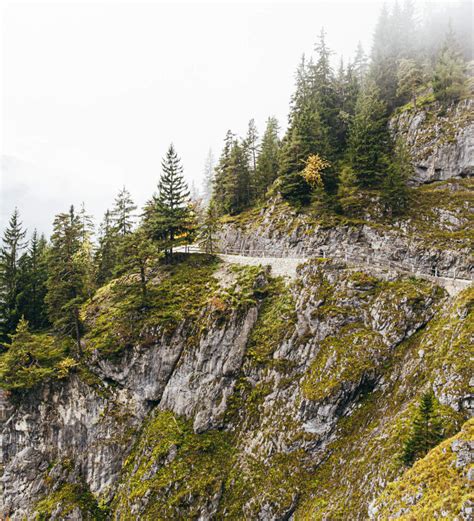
(372, 419, 474, 519)
(35, 481, 107, 521)
(83, 254, 221, 357)
(295, 286, 470, 519)
(113, 410, 233, 520)
(247, 277, 296, 365)
(302, 323, 386, 401)
(220, 449, 309, 519)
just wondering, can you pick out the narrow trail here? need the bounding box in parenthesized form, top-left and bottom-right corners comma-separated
(176, 245, 472, 296)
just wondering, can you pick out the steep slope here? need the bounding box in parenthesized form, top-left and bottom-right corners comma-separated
(1, 252, 472, 519)
(369, 418, 473, 519)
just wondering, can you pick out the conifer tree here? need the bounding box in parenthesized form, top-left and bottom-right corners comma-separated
(381, 139, 412, 217)
(347, 80, 389, 188)
(144, 144, 194, 257)
(202, 149, 215, 205)
(432, 28, 467, 102)
(308, 28, 339, 164)
(212, 131, 252, 215)
(115, 228, 158, 307)
(0, 209, 27, 340)
(255, 117, 280, 197)
(16, 231, 50, 331)
(112, 187, 137, 237)
(402, 391, 444, 467)
(213, 130, 236, 213)
(78, 202, 94, 242)
(198, 201, 220, 254)
(0, 317, 69, 391)
(337, 166, 361, 216)
(95, 210, 118, 285)
(243, 119, 260, 176)
(397, 58, 424, 108)
(353, 42, 368, 83)
(46, 206, 88, 355)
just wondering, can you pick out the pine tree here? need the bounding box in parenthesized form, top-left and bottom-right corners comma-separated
(16, 231, 50, 331)
(213, 130, 236, 214)
(381, 139, 412, 217)
(347, 80, 389, 188)
(308, 28, 339, 163)
(337, 165, 361, 216)
(78, 202, 94, 242)
(46, 206, 88, 355)
(144, 144, 194, 257)
(432, 28, 467, 102)
(370, 2, 417, 110)
(95, 210, 118, 285)
(397, 58, 424, 108)
(0, 209, 27, 340)
(255, 117, 280, 197)
(353, 42, 368, 83)
(115, 228, 158, 307)
(0, 317, 69, 391)
(202, 149, 216, 205)
(244, 119, 260, 196)
(112, 187, 137, 237)
(402, 391, 445, 467)
(198, 201, 220, 254)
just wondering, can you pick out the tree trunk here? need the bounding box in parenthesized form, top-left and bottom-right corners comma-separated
(73, 307, 82, 357)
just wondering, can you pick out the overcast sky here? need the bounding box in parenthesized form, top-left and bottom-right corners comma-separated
(0, 0, 463, 236)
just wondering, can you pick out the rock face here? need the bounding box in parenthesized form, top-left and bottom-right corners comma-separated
(218, 195, 473, 280)
(1, 256, 472, 520)
(389, 98, 474, 185)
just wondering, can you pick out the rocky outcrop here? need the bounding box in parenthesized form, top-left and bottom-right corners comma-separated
(218, 196, 473, 280)
(390, 98, 474, 185)
(0, 258, 472, 520)
(0, 376, 148, 519)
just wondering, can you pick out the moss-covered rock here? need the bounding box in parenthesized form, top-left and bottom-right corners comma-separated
(369, 419, 474, 519)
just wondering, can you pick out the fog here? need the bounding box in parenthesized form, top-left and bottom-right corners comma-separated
(0, 0, 463, 236)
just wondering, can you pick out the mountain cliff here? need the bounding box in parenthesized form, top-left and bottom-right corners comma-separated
(1, 99, 473, 520)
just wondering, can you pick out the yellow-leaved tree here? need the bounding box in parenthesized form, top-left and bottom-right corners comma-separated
(301, 154, 330, 189)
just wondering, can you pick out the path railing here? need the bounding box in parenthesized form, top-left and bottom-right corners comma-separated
(180, 244, 473, 284)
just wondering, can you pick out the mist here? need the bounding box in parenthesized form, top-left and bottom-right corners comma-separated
(0, 0, 469, 236)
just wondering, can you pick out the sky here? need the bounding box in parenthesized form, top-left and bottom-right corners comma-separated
(0, 0, 465, 236)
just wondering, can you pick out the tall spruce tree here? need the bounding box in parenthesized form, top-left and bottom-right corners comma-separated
(202, 149, 215, 205)
(95, 210, 118, 285)
(112, 187, 137, 237)
(432, 28, 467, 103)
(0, 209, 27, 340)
(402, 391, 444, 467)
(255, 116, 280, 197)
(198, 201, 220, 254)
(370, 2, 417, 110)
(397, 58, 424, 108)
(115, 228, 158, 307)
(212, 130, 236, 214)
(381, 139, 412, 217)
(16, 231, 50, 331)
(144, 144, 194, 256)
(308, 28, 339, 164)
(46, 206, 88, 355)
(347, 80, 389, 188)
(244, 119, 260, 196)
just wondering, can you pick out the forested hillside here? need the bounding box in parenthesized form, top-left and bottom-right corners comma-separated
(0, 2, 472, 520)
